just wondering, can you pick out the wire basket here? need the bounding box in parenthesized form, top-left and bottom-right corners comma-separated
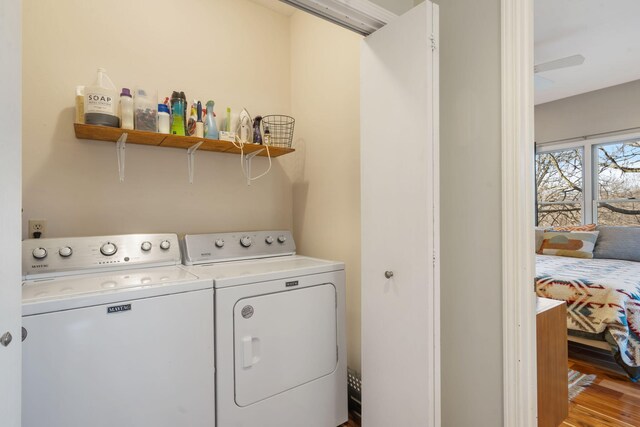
(262, 115, 295, 148)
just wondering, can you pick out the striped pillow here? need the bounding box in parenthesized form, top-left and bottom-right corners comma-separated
(539, 231, 600, 259)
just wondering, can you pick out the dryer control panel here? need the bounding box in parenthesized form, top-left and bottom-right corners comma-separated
(23, 234, 181, 279)
(182, 230, 296, 265)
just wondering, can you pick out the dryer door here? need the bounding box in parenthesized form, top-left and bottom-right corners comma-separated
(233, 283, 337, 407)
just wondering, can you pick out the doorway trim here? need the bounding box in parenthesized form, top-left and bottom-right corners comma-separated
(501, 0, 537, 426)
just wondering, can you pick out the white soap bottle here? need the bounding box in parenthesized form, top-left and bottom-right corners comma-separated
(84, 68, 119, 127)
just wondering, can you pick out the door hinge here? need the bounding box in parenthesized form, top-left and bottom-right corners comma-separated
(430, 34, 437, 51)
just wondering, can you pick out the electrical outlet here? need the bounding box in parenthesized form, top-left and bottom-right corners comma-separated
(28, 219, 46, 239)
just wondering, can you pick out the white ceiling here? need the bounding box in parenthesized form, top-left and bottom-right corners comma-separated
(535, 0, 640, 105)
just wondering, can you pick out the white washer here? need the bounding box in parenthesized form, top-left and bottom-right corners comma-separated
(22, 234, 215, 427)
(182, 230, 348, 427)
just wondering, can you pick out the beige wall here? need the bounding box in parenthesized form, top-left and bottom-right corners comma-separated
(22, 0, 293, 238)
(437, 0, 504, 425)
(536, 79, 640, 144)
(286, 11, 362, 372)
(23, 0, 363, 371)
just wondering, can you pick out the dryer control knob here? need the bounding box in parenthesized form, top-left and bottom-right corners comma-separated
(215, 239, 225, 248)
(240, 236, 252, 248)
(159, 240, 171, 250)
(277, 235, 287, 244)
(32, 247, 47, 260)
(59, 246, 73, 258)
(100, 242, 117, 256)
(265, 236, 274, 245)
(141, 241, 152, 251)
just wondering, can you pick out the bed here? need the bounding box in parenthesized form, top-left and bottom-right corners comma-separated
(535, 254, 640, 381)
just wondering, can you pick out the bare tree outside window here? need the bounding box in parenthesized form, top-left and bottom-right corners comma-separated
(597, 141, 640, 225)
(536, 148, 583, 227)
(535, 141, 640, 227)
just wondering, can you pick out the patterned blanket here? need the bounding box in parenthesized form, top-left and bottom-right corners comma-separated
(536, 255, 640, 380)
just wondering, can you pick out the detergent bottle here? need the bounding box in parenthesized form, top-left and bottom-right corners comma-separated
(84, 68, 119, 127)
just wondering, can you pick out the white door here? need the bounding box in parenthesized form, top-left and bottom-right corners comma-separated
(0, 0, 22, 425)
(361, 2, 439, 426)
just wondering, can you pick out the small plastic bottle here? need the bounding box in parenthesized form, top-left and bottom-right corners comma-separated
(195, 101, 204, 138)
(158, 104, 170, 134)
(119, 88, 134, 130)
(252, 116, 263, 145)
(75, 86, 85, 124)
(263, 125, 271, 146)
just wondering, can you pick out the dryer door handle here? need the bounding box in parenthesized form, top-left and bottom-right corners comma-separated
(242, 336, 260, 368)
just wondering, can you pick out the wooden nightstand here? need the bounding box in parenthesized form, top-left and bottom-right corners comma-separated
(537, 298, 568, 427)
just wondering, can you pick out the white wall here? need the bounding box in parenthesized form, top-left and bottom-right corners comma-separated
(436, 0, 504, 425)
(22, 0, 293, 238)
(535, 79, 640, 144)
(286, 11, 362, 372)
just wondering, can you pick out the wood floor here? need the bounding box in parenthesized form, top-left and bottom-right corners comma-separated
(563, 357, 640, 427)
(341, 356, 640, 427)
(340, 414, 359, 427)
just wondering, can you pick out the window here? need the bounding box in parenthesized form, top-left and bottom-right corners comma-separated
(536, 135, 640, 227)
(596, 141, 640, 225)
(536, 148, 583, 227)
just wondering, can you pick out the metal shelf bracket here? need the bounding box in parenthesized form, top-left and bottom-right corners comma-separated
(187, 141, 205, 184)
(116, 133, 128, 182)
(243, 149, 265, 186)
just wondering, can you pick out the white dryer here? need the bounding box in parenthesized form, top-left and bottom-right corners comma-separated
(182, 230, 348, 427)
(22, 234, 215, 427)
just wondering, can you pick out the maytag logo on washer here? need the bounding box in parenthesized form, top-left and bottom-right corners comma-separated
(241, 305, 254, 319)
(107, 304, 132, 314)
(285, 280, 299, 287)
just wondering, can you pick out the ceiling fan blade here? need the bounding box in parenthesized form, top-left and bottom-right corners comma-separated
(534, 54, 585, 74)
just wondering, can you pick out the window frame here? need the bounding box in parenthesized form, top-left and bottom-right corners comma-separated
(535, 145, 586, 226)
(536, 131, 640, 226)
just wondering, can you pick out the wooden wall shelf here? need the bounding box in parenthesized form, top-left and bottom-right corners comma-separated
(74, 123, 295, 157)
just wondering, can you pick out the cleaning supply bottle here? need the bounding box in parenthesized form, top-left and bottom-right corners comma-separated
(195, 101, 204, 138)
(158, 104, 170, 134)
(204, 100, 219, 139)
(119, 88, 133, 130)
(75, 86, 85, 124)
(252, 116, 263, 144)
(170, 91, 186, 136)
(188, 101, 198, 136)
(84, 68, 119, 127)
(263, 125, 271, 146)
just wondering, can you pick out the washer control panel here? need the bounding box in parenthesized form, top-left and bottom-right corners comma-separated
(23, 234, 181, 278)
(182, 230, 296, 265)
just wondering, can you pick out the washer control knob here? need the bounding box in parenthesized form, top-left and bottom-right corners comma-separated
(32, 247, 47, 260)
(240, 236, 252, 248)
(58, 246, 73, 258)
(277, 235, 287, 244)
(215, 238, 225, 248)
(159, 240, 171, 250)
(100, 242, 117, 256)
(265, 236, 274, 245)
(141, 241, 152, 252)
